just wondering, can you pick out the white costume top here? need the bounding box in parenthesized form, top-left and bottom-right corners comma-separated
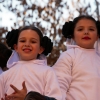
(0, 67, 3, 74)
(0, 51, 62, 100)
(53, 45, 100, 100)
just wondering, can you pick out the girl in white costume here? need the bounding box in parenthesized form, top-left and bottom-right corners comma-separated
(0, 26, 62, 100)
(53, 15, 100, 100)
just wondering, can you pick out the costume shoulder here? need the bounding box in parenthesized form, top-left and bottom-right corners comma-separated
(53, 45, 82, 73)
(58, 47, 76, 63)
(59, 45, 83, 61)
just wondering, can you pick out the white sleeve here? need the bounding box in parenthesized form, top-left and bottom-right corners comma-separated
(53, 51, 73, 100)
(44, 68, 63, 100)
(0, 74, 5, 99)
(0, 67, 3, 74)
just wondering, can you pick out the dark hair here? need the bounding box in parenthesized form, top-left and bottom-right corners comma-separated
(24, 91, 56, 100)
(6, 26, 53, 56)
(6, 29, 19, 49)
(0, 42, 12, 69)
(62, 15, 100, 38)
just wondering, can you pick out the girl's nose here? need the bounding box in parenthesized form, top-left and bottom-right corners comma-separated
(25, 42, 30, 47)
(84, 29, 89, 35)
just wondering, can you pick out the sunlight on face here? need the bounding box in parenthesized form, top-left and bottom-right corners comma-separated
(73, 19, 99, 49)
(14, 29, 44, 61)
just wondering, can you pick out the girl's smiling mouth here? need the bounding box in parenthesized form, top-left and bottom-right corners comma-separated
(23, 48, 32, 52)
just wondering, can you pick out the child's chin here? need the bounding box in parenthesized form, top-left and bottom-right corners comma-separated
(22, 57, 35, 61)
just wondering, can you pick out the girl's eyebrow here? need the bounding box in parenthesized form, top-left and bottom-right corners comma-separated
(76, 26, 96, 28)
(31, 38, 38, 41)
(89, 26, 96, 28)
(19, 37, 38, 41)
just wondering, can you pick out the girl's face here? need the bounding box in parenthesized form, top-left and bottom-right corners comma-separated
(73, 19, 99, 49)
(14, 29, 44, 61)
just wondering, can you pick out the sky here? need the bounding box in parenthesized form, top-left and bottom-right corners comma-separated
(0, 0, 99, 30)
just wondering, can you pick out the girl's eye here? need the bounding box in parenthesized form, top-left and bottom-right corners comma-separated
(31, 41, 36, 43)
(19, 40, 25, 42)
(89, 29, 94, 31)
(78, 29, 83, 31)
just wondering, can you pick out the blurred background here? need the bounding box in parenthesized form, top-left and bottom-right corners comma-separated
(0, 0, 100, 66)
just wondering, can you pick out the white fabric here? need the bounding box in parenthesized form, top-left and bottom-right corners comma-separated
(0, 67, 3, 74)
(94, 39, 100, 56)
(66, 38, 76, 45)
(0, 51, 62, 100)
(53, 45, 100, 100)
(7, 51, 47, 68)
(38, 54, 47, 65)
(7, 50, 19, 68)
(66, 38, 100, 55)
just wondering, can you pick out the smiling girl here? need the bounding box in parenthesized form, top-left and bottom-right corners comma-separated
(0, 26, 62, 100)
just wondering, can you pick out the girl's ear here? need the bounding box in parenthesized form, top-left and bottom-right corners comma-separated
(13, 44, 18, 52)
(39, 46, 45, 54)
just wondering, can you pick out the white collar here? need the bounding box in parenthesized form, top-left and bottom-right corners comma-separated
(7, 50, 47, 69)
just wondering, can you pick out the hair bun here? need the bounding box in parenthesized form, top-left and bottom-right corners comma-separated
(96, 21, 100, 37)
(62, 21, 73, 39)
(6, 29, 19, 49)
(42, 36, 53, 56)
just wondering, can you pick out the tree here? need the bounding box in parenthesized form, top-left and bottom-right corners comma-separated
(0, 0, 100, 66)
